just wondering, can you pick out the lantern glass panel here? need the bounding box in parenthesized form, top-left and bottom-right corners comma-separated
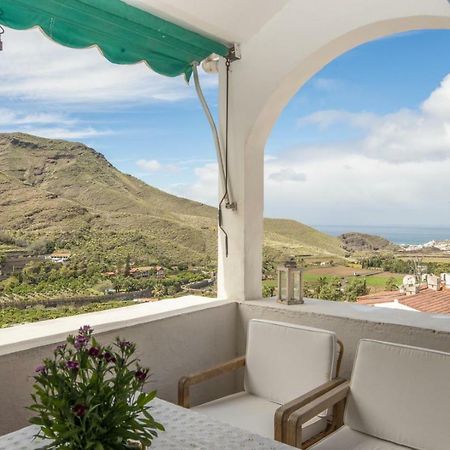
(293, 271, 301, 300)
(279, 270, 288, 299)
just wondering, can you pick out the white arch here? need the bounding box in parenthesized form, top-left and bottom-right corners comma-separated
(250, 15, 450, 150)
(217, 1, 450, 301)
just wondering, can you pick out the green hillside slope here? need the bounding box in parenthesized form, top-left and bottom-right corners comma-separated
(0, 133, 344, 265)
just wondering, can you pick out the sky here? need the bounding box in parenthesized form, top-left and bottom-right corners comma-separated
(1, 27, 450, 228)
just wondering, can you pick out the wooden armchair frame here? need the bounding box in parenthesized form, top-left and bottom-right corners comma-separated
(178, 340, 344, 446)
(285, 380, 351, 448)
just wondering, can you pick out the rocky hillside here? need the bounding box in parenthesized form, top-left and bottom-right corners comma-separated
(0, 133, 344, 265)
(339, 232, 395, 253)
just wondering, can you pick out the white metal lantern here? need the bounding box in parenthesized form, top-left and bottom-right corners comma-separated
(277, 257, 303, 305)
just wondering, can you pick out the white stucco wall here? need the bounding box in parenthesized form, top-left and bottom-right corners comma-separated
(0, 297, 239, 435)
(217, 0, 450, 301)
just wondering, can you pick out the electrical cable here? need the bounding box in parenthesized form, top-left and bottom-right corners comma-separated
(192, 58, 233, 257)
(217, 58, 231, 256)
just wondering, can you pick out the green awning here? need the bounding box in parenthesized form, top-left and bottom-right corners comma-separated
(0, 0, 229, 80)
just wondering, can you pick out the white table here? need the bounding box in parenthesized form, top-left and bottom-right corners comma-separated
(0, 398, 294, 450)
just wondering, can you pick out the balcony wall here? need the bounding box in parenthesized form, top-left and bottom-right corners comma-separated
(1, 295, 450, 436)
(0, 297, 239, 435)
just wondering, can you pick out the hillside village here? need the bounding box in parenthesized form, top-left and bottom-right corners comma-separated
(1, 133, 450, 326)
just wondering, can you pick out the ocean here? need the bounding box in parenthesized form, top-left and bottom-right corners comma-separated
(314, 225, 450, 245)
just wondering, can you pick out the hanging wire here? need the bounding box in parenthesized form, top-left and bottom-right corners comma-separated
(217, 58, 232, 256)
(192, 57, 234, 257)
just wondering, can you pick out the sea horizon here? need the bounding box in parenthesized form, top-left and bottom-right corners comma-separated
(313, 224, 450, 245)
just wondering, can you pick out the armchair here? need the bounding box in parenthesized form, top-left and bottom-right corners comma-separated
(287, 339, 450, 450)
(178, 319, 344, 446)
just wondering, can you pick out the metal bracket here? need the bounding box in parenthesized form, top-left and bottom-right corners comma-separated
(227, 44, 241, 62)
(225, 201, 237, 211)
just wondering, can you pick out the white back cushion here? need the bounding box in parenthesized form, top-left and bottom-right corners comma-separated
(244, 320, 337, 404)
(345, 339, 450, 450)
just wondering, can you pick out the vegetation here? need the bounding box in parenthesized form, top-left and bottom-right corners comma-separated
(0, 257, 206, 305)
(29, 326, 164, 448)
(360, 256, 415, 273)
(385, 276, 399, 291)
(340, 233, 394, 252)
(0, 301, 135, 328)
(309, 276, 369, 302)
(1, 132, 436, 323)
(0, 132, 344, 270)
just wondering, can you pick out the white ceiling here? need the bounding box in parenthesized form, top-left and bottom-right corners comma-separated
(124, 0, 290, 44)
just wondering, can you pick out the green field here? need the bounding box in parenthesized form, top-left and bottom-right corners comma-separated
(263, 272, 404, 294)
(302, 273, 403, 287)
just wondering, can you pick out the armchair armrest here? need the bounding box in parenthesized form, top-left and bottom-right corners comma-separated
(178, 356, 245, 408)
(286, 381, 350, 448)
(274, 377, 346, 443)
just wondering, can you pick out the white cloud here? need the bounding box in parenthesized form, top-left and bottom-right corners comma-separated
(422, 73, 450, 118)
(170, 74, 450, 226)
(268, 168, 307, 183)
(168, 163, 218, 205)
(24, 127, 111, 139)
(137, 159, 162, 172)
(137, 159, 180, 173)
(298, 74, 450, 164)
(0, 109, 76, 126)
(0, 107, 110, 139)
(0, 27, 214, 105)
(298, 110, 378, 129)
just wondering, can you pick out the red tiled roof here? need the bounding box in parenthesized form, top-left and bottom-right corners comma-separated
(358, 286, 450, 315)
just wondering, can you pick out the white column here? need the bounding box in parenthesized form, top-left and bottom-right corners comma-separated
(216, 60, 264, 301)
(215, 0, 450, 301)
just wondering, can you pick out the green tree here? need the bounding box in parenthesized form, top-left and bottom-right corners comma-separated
(385, 276, 399, 291)
(124, 255, 131, 277)
(318, 277, 343, 301)
(344, 277, 369, 302)
(314, 277, 328, 297)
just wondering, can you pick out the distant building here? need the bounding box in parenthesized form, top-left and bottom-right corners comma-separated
(130, 266, 152, 278)
(402, 275, 419, 296)
(358, 282, 450, 316)
(49, 251, 71, 263)
(427, 275, 441, 291)
(156, 266, 165, 279)
(103, 271, 116, 277)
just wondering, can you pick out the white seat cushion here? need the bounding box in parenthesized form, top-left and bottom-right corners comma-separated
(245, 320, 337, 404)
(194, 391, 327, 441)
(345, 340, 450, 450)
(310, 426, 412, 450)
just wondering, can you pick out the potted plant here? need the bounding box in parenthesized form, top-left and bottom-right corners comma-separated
(29, 325, 164, 449)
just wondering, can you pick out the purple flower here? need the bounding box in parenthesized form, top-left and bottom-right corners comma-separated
(72, 404, 87, 417)
(135, 368, 149, 382)
(74, 334, 88, 350)
(88, 346, 101, 357)
(103, 352, 116, 364)
(66, 360, 79, 371)
(79, 325, 92, 335)
(35, 365, 46, 374)
(56, 344, 66, 351)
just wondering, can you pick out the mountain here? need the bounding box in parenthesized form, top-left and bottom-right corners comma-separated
(0, 133, 344, 265)
(339, 232, 395, 253)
